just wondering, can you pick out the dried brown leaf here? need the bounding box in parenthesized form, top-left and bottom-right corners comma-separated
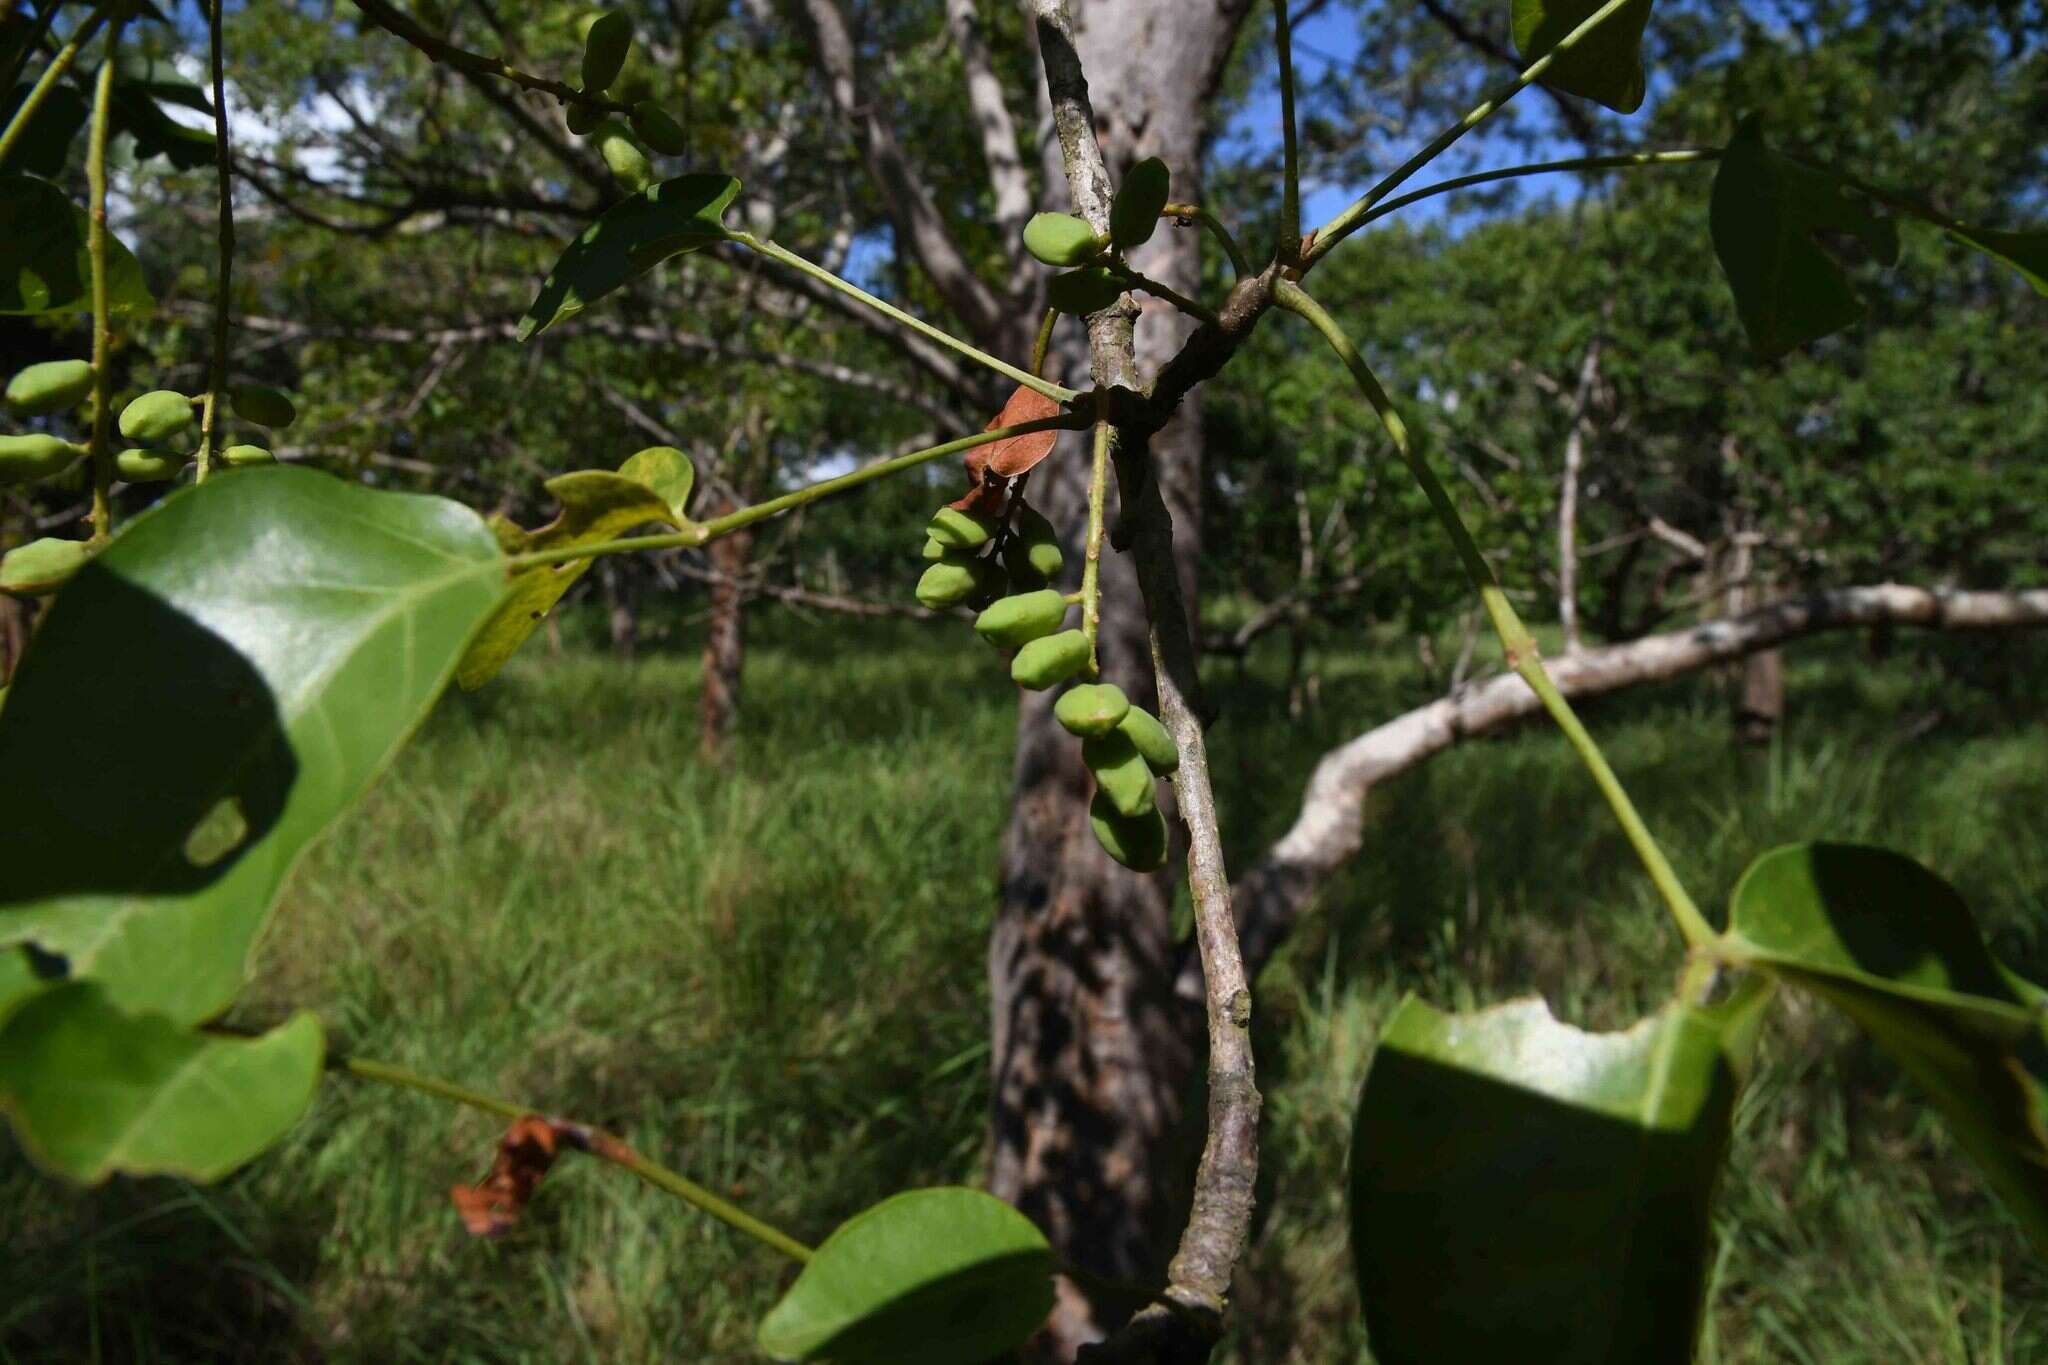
(450, 1115, 567, 1238)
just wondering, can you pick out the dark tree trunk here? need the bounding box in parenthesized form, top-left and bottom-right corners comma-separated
(988, 3, 1250, 1354)
(700, 528, 754, 763)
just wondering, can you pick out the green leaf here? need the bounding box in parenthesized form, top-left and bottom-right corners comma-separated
(110, 56, 216, 170)
(757, 1187, 1054, 1364)
(1511, 0, 1656, 114)
(617, 444, 697, 525)
(1724, 842, 2048, 1252)
(455, 470, 678, 690)
(1709, 118, 1901, 359)
(1, 82, 89, 177)
(0, 467, 506, 1024)
(0, 983, 321, 1183)
(1349, 988, 1766, 1364)
(0, 173, 153, 315)
(1947, 224, 2048, 297)
(516, 174, 740, 340)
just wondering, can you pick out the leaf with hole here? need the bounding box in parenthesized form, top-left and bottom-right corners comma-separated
(517, 173, 739, 339)
(1511, 0, 1655, 113)
(1723, 842, 2048, 1252)
(0, 983, 321, 1183)
(0, 467, 507, 1024)
(1710, 119, 1900, 359)
(455, 470, 679, 690)
(756, 1187, 1054, 1364)
(0, 173, 152, 315)
(1349, 986, 1767, 1364)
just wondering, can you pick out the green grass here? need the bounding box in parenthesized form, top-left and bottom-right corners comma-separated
(4, 609, 2045, 1363)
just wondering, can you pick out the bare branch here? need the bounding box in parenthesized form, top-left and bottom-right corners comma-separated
(1218, 583, 2048, 987)
(943, 0, 1034, 261)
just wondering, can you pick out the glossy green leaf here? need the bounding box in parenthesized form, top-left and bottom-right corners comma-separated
(1710, 119, 1901, 359)
(617, 444, 697, 525)
(757, 1187, 1054, 1364)
(0, 467, 506, 1024)
(1350, 987, 1767, 1363)
(455, 470, 678, 690)
(1, 82, 88, 177)
(1724, 842, 2048, 1252)
(0, 173, 152, 315)
(516, 174, 740, 340)
(1948, 224, 2048, 296)
(1511, 0, 1655, 114)
(0, 983, 321, 1183)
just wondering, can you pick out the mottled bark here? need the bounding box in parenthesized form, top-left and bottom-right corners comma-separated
(699, 528, 754, 764)
(989, 2, 1252, 1357)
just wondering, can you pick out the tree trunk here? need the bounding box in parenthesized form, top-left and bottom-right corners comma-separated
(603, 561, 639, 661)
(700, 529, 754, 763)
(989, 3, 1248, 1355)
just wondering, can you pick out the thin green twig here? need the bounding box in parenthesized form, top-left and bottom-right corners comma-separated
(1079, 413, 1112, 674)
(1308, 0, 1646, 265)
(195, 0, 235, 482)
(1162, 201, 1249, 278)
(1112, 266, 1218, 324)
(731, 232, 1078, 404)
(84, 17, 124, 544)
(0, 0, 65, 107)
(0, 2, 109, 170)
(508, 414, 1087, 570)
(1276, 279, 1716, 950)
(1352, 149, 1722, 229)
(1031, 307, 1057, 376)
(332, 1053, 814, 1264)
(350, 0, 631, 116)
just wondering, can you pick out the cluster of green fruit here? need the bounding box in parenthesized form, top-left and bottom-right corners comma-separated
(1020, 156, 1170, 315)
(1, 361, 293, 488)
(550, 9, 688, 193)
(914, 499, 1180, 871)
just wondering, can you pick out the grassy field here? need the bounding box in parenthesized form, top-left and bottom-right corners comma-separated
(5, 605, 2046, 1363)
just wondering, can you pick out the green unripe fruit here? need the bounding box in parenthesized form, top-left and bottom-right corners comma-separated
(1023, 212, 1108, 267)
(928, 506, 996, 551)
(0, 537, 91, 598)
(1110, 156, 1170, 248)
(0, 433, 86, 483)
(116, 448, 186, 482)
(1056, 681, 1130, 738)
(566, 99, 602, 136)
(220, 443, 276, 467)
(118, 389, 194, 443)
(631, 101, 689, 155)
(1046, 267, 1127, 316)
(917, 556, 999, 610)
(1011, 629, 1090, 691)
(1013, 503, 1062, 575)
(1084, 732, 1157, 818)
(1090, 793, 1169, 871)
(229, 383, 297, 429)
(974, 588, 1069, 649)
(1002, 533, 1060, 590)
(597, 124, 653, 192)
(5, 359, 95, 416)
(921, 535, 950, 561)
(580, 10, 633, 95)
(1117, 705, 1179, 775)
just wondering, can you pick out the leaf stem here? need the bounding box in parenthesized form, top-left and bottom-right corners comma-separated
(1111, 266, 1218, 324)
(1031, 307, 1057, 376)
(1307, 0, 1646, 266)
(1274, 0, 1301, 261)
(83, 16, 123, 545)
(1162, 201, 1249, 278)
(730, 232, 1079, 404)
(195, 0, 235, 483)
(1080, 413, 1111, 673)
(332, 1052, 814, 1264)
(350, 0, 631, 116)
(1353, 149, 1722, 229)
(1276, 280, 1716, 950)
(0, 2, 108, 171)
(508, 414, 1087, 570)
